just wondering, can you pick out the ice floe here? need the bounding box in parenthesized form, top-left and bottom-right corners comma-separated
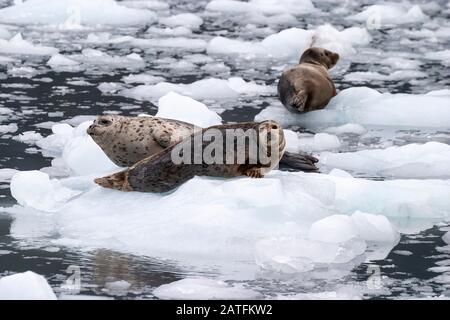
(320, 142, 450, 179)
(0, 0, 156, 26)
(256, 87, 450, 129)
(0, 33, 58, 56)
(348, 4, 428, 27)
(159, 13, 203, 30)
(206, 0, 316, 16)
(207, 24, 370, 59)
(0, 271, 56, 300)
(121, 77, 274, 101)
(153, 278, 261, 300)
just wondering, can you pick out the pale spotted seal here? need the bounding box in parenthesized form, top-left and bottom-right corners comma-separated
(278, 47, 339, 113)
(94, 121, 286, 193)
(87, 115, 318, 172)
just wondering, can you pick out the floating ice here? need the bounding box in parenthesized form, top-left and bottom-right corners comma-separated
(256, 87, 450, 129)
(0, 0, 156, 26)
(324, 123, 367, 136)
(153, 278, 261, 300)
(320, 142, 450, 179)
(159, 13, 203, 30)
(121, 0, 169, 11)
(443, 232, 450, 245)
(13, 131, 43, 144)
(121, 77, 274, 101)
(4, 170, 450, 274)
(424, 50, 450, 66)
(0, 168, 18, 183)
(0, 123, 18, 134)
(47, 54, 80, 69)
(130, 37, 207, 51)
(343, 70, 427, 82)
(122, 73, 165, 85)
(284, 130, 340, 153)
(348, 4, 427, 26)
(0, 33, 58, 56)
(206, 0, 316, 16)
(146, 26, 192, 36)
(68, 49, 145, 70)
(10, 171, 82, 212)
(156, 92, 222, 127)
(0, 271, 56, 300)
(207, 25, 370, 59)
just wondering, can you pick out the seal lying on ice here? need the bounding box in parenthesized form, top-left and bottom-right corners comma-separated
(94, 121, 287, 193)
(87, 115, 318, 171)
(278, 47, 339, 113)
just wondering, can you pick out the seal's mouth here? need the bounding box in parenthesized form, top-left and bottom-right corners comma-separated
(87, 124, 99, 136)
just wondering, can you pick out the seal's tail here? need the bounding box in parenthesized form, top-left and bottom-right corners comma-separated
(94, 171, 133, 191)
(279, 151, 318, 172)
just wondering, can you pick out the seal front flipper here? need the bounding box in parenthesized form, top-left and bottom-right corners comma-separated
(244, 167, 264, 178)
(95, 170, 133, 191)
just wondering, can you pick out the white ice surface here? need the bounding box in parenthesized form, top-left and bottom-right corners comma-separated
(0, 33, 58, 56)
(121, 77, 274, 101)
(159, 13, 203, 30)
(256, 87, 450, 129)
(348, 4, 427, 26)
(320, 142, 450, 179)
(207, 24, 370, 59)
(0, 271, 56, 300)
(156, 92, 222, 127)
(206, 0, 316, 16)
(153, 278, 261, 300)
(0, 0, 156, 26)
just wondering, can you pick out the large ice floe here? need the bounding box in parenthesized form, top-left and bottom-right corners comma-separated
(256, 87, 450, 129)
(3, 90, 450, 282)
(0, 33, 58, 56)
(206, 0, 316, 16)
(0, 0, 156, 26)
(207, 24, 371, 59)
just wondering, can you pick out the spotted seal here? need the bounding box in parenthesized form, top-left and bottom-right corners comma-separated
(87, 115, 318, 172)
(278, 47, 339, 113)
(94, 121, 286, 193)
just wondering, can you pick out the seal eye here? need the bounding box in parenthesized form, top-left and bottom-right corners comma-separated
(99, 119, 112, 126)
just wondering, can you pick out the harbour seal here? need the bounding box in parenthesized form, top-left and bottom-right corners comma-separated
(88, 115, 318, 172)
(94, 121, 286, 193)
(87, 115, 196, 167)
(277, 47, 339, 113)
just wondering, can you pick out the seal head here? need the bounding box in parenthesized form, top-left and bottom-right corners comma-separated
(299, 47, 339, 69)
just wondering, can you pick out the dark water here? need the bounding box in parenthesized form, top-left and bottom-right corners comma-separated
(0, 0, 449, 299)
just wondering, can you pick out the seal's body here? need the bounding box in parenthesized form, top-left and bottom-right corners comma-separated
(87, 115, 195, 167)
(94, 121, 286, 193)
(88, 115, 318, 172)
(278, 47, 339, 113)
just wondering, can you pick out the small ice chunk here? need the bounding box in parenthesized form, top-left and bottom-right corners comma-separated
(10, 171, 82, 212)
(153, 278, 261, 300)
(104, 280, 131, 296)
(0, 33, 58, 56)
(351, 211, 399, 243)
(0, 123, 18, 134)
(47, 54, 79, 67)
(122, 73, 164, 84)
(443, 232, 450, 245)
(13, 131, 43, 144)
(0, 271, 56, 300)
(159, 13, 203, 30)
(324, 123, 367, 135)
(285, 130, 340, 152)
(156, 92, 222, 127)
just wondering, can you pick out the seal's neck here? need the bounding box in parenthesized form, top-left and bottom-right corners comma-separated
(301, 59, 328, 69)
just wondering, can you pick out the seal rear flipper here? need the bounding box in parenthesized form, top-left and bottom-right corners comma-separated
(279, 151, 319, 172)
(278, 76, 308, 113)
(94, 171, 133, 191)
